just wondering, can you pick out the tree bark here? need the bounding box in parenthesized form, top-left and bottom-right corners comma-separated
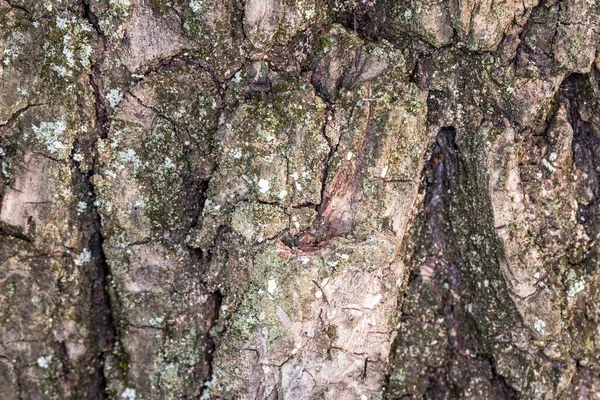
(1, 0, 599, 399)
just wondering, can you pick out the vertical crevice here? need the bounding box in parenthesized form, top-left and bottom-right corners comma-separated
(197, 289, 223, 398)
(88, 195, 116, 399)
(559, 74, 600, 243)
(183, 81, 234, 396)
(68, 103, 117, 399)
(82, 0, 109, 140)
(385, 127, 518, 399)
(77, 2, 117, 397)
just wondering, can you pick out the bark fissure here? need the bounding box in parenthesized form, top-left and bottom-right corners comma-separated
(0, 104, 40, 135)
(79, 3, 118, 396)
(385, 127, 519, 399)
(82, 0, 109, 140)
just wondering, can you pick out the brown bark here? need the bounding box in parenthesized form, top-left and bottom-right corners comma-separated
(0, 0, 599, 399)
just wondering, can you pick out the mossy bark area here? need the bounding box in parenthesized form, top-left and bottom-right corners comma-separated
(1, 0, 599, 399)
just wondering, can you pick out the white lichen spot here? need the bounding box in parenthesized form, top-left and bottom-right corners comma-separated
(17, 86, 29, 97)
(119, 148, 139, 164)
(567, 279, 586, 297)
(346, 151, 353, 161)
(164, 157, 176, 169)
(63, 47, 75, 67)
(79, 44, 93, 68)
(204, 375, 217, 389)
(404, 9, 413, 19)
(3, 45, 22, 66)
(258, 179, 271, 193)
(189, 0, 203, 13)
(483, 279, 489, 288)
(361, 395, 368, 400)
(73, 153, 84, 162)
(77, 201, 87, 214)
(291, 343, 301, 355)
(350, 309, 363, 317)
(74, 248, 92, 266)
(37, 355, 52, 369)
(32, 121, 67, 154)
(50, 64, 70, 77)
(278, 189, 288, 199)
(121, 388, 136, 400)
(149, 316, 164, 325)
(292, 215, 300, 230)
(232, 70, 243, 84)
(300, 256, 310, 264)
(542, 158, 556, 172)
(262, 365, 270, 373)
(533, 319, 546, 334)
(315, 290, 323, 299)
(107, 89, 123, 108)
(229, 148, 243, 159)
(267, 279, 277, 295)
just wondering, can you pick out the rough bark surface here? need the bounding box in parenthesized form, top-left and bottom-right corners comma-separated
(0, 0, 599, 399)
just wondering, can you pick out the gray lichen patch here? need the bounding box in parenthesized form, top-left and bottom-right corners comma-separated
(190, 74, 328, 251)
(93, 63, 222, 398)
(102, 242, 219, 398)
(230, 201, 288, 243)
(96, 65, 219, 244)
(41, 14, 95, 80)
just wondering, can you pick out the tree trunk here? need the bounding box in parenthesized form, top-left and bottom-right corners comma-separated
(1, 0, 599, 398)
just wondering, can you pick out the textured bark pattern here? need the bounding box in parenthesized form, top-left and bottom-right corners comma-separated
(0, 0, 599, 399)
